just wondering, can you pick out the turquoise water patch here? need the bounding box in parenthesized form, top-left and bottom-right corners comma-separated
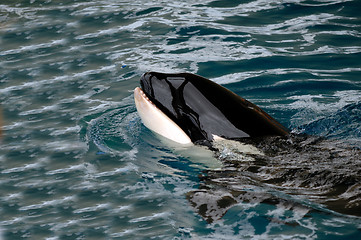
(1, 0, 361, 239)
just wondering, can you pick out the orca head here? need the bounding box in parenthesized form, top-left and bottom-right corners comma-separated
(135, 72, 288, 145)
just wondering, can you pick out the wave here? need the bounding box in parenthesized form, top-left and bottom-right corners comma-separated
(298, 101, 361, 146)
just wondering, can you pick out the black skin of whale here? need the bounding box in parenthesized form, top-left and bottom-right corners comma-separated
(140, 71, 289, 145)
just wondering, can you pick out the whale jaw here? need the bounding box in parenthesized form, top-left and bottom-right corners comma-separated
(134, 87, 192, 144)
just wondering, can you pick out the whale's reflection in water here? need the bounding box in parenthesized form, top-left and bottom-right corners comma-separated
(187, 134, 361, 223)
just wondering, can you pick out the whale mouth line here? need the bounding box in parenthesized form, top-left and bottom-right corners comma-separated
(135, 87, 156, 107)
(134, 86, 167, 116)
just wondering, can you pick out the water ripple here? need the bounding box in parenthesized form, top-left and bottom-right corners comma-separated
(1, 0, 361, 239)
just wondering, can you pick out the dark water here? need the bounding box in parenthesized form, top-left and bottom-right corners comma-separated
(1, 0, 361, 239)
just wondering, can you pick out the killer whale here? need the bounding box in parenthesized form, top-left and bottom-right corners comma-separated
(134, 72, 361, 220)
(134, 72, 288, 145)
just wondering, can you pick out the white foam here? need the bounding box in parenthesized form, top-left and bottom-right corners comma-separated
(50, 126, 81, 136)
(129, 212, 171, 223)
(0, 39, 67, 56)
(213, 135, 264, 156)
(73, 203, 110, 214)
(75, 20, 145, 40)
(19, 196, 76, 211)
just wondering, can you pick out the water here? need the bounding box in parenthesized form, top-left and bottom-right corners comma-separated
(1, 0, 361, 239)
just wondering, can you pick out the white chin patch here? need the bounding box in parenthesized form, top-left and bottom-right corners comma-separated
(134, 87, 192, 145)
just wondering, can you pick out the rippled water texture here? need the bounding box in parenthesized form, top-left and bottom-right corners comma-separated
(1, 0, 361, 239)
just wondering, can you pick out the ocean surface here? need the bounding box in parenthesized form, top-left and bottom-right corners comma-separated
(1, 0, 361, 239)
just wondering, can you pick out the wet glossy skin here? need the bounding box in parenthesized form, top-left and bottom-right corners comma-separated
(140, 72, 289, 144)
